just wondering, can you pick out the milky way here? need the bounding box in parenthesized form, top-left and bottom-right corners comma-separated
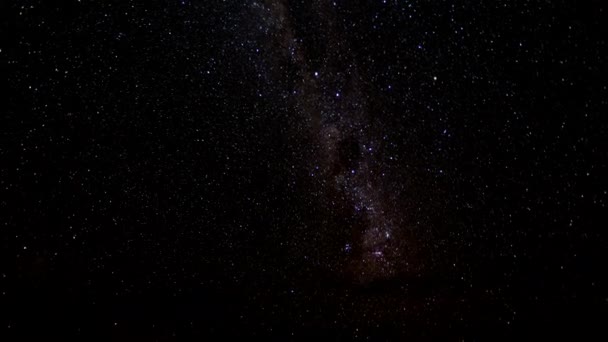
(253, 0, 418, 282)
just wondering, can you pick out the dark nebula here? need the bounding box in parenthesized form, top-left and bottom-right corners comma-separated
(4, 0, 608, 339)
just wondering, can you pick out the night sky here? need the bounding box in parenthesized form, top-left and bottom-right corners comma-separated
(4, 0, 608, 339)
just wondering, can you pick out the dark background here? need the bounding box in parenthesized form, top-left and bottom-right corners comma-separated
(3, 0, 608, 339)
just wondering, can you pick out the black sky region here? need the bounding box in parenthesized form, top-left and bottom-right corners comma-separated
(4, 0, 608, 339)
